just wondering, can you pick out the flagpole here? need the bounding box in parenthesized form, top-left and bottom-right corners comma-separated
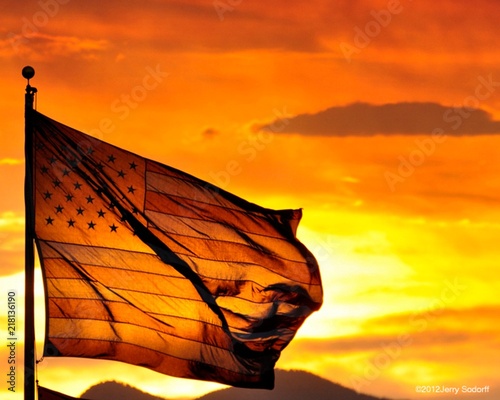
(23, 66, 37, 400)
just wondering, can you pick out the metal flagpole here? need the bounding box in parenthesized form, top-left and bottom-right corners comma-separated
(23, 66, 37, 400)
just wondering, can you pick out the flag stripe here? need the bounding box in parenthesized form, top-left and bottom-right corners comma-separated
(145, 205, 302, 254)
(145, 209, 308, 264)
(47, 337, 273, 386)
(47, 321, 243, 371)
(145, 187, 298, 241)
(48, 308, 233, 350)
(149, 227, 311, 276)
(48, 298, 229, 335)
(42, 239, 321, 298)
(39, 386, 88, 400)
(44, 248, 322, 309)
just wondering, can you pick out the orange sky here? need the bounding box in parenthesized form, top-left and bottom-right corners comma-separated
(1, 1, 500, 399)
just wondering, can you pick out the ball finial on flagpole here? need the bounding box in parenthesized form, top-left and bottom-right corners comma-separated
(23, 66, 37, 110)
(22, 65, 35, 81)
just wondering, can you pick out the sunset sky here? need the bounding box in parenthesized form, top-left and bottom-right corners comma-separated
(1, 1, 500, 399)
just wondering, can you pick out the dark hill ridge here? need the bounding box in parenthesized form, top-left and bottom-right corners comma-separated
(80, 381, 165, 400)
(196, 369, 393, 400)
(80, 370, 397, 400)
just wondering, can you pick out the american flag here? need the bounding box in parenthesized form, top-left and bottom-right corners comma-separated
(32, 111, 322, 389)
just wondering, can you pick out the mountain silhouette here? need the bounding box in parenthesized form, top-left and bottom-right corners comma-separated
(79, 370, 396, 400)
(196, 370, 393, 400)
(80, 381, 166, 400)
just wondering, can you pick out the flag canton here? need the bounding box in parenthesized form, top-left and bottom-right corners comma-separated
(34, 128, 148, 249)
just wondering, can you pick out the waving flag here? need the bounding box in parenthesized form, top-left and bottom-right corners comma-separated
(38, 386, 88, 400)
(32, 111, 322, 389)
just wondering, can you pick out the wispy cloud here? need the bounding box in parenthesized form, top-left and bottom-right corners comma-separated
(0, 158, 23, 165)
(291, 306, 500, 367)
(5, 32, 109, 60)
(257, 102, 500, 136)
(0, 211, 24, 231)
(0, 212, 24, 254)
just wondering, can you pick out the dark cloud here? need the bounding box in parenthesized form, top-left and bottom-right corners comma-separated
(3, 0, 499, 57)
(202, 127, 220, 138)
(257, 102, 500, 136)
(3, 0, 325, 55)
(5, 32, 108, 60)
